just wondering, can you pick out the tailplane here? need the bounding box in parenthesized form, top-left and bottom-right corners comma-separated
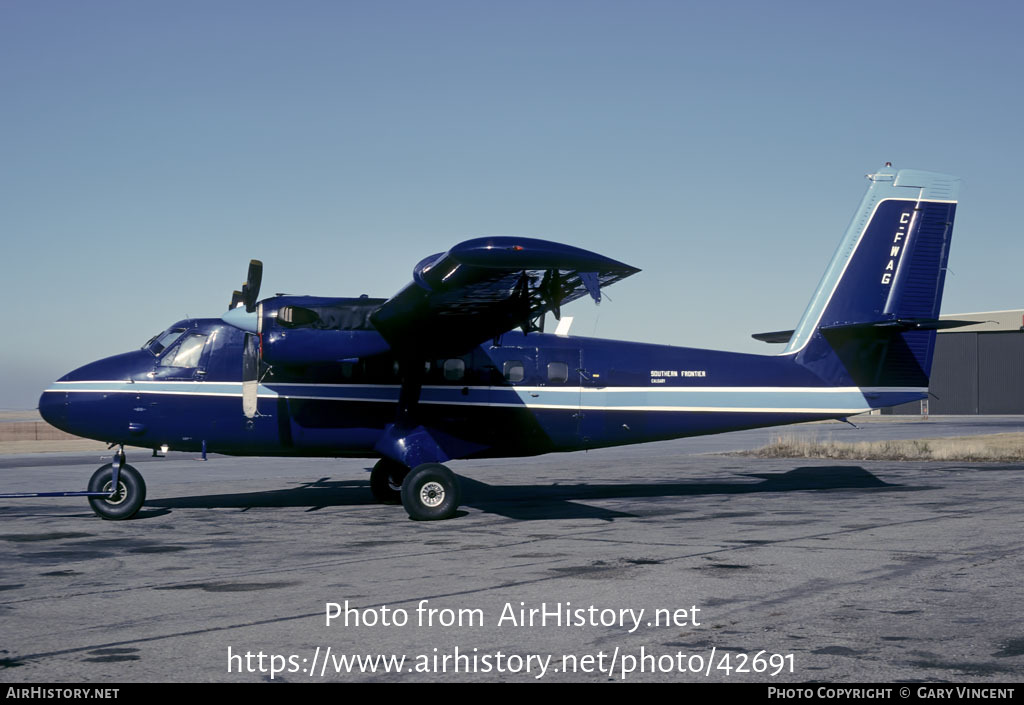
(786, 164, 959, 395)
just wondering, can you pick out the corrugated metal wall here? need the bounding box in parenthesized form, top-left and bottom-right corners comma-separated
(885, 331, 1024, 414)
(978, 332, 1024, 413)
(931, 333, 979, 414)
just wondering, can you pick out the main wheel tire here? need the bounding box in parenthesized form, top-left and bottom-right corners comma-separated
(370, 458, 409, 504)
(400, 463, 460, 521)
(87, 463, 146, 520)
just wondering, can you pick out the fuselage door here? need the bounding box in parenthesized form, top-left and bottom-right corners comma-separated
(577, 345, 607, 447)
(534, 345, 582, 449)
(483, 344, 547, 450)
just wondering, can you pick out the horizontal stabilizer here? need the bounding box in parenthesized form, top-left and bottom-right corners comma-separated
(820, 318, 982, 334)
(752, 329, 795, 344)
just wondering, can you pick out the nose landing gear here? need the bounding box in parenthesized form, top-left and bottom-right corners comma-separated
(87, 447, 147, 520)
(0, 445, 147, 519)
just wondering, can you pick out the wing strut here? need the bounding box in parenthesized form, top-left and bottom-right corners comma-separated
(579, 272, 601, 302)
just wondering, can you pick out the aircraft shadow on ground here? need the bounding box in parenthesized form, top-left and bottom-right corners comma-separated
(144, 465, 919, 521)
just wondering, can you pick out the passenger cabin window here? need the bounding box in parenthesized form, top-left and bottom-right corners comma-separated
(547, 361, 569, 384)
(443, 359, 465, 381)
(504, 360, 525, 383)
(362, 357, 400, 382)
(159, 334, 207, 368)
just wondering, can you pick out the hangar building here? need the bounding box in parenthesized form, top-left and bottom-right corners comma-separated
(886, 310, 1024, 415)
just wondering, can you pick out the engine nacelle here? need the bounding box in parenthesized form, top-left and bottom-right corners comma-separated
(258, 296, 391, 366)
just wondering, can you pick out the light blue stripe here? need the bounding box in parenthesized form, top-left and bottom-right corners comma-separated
(51, 380, 923, 411)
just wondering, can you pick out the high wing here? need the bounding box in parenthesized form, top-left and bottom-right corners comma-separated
(370, 236, 639, 357)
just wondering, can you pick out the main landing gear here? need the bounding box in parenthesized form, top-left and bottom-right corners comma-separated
(87, 447, 147, 520)
(371, 360, 461, 521)
(370, 458, 408, 504)
(372, 458, 461, 521)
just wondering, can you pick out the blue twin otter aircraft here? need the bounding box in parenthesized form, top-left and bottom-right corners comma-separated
(37, 164, 960, 521)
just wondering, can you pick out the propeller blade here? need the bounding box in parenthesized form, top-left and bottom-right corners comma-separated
(223, 259, 262, 332)
(242, 259, 263, 313)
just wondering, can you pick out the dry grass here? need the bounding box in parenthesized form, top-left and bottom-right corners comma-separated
(0, 439, 110, 454)
(0, 410, 41, 422)
(0, 416, 108, 454)
(743, 432, 1024, 462)
(0, 421, 85, 443)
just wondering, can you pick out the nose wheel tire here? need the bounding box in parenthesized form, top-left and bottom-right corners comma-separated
(87, 463, 146, 520)
(400, 463, 460, 521)
(370, 458, 409, 504)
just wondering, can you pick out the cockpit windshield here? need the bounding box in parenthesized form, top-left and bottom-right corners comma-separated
(143, 328, 186, 355)
(159, 333, 208, 368)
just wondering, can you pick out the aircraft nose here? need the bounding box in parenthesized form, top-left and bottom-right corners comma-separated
(38, 389, 68, 432)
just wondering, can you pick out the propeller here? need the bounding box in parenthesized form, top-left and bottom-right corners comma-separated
(240, 260, 263, 313)
(223, 259, 263, 333)
(221, 259, 264, 419)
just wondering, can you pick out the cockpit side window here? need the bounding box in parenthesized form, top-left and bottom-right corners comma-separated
(158, 333, 208, 368)
(145, 328, 186, 355)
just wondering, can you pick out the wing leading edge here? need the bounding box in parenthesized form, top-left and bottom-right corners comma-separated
(371, 236, 640, 357)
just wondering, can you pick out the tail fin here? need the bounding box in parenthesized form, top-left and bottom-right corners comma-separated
(787, 164, 959, 393)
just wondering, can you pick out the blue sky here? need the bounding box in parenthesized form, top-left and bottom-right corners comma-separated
(2, 0, 1022, 409)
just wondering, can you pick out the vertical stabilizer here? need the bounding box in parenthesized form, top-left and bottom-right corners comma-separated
(787, 165, 959, 390)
